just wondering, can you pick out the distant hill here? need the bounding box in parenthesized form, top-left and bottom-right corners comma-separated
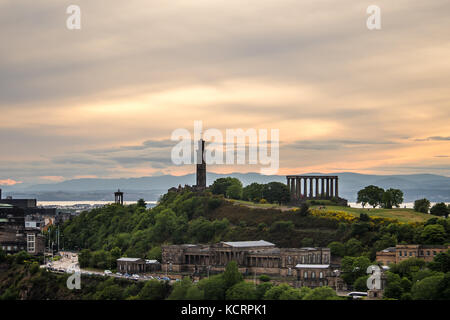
(1, 172, 449, 202)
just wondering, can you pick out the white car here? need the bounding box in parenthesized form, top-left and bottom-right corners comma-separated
(132, 274, 140, 280)
(104, 270, 112, 275)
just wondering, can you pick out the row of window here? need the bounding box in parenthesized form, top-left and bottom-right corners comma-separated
(303, 271, 324, 279)
(398, 250, 438, 257)
(287, 254, 329, 264)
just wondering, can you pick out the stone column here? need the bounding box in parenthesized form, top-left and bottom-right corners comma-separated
(321, 178, 324, 198)
(315, 178, 319, 198)
(330, 177, 334, 198)
(296, 178, 300, 199)
(326, 178, 330, 197)
(335, 177, 339, 197)
(309, 178, 313, 198)
(303, 178, 307, 198)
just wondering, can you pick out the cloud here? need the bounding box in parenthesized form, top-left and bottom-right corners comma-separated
(0, 0, 450, 182)
(415, 136, 450, 141)
(0, 179, 23, 186)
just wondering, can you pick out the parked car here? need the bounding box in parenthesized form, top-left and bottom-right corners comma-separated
(116, 272, 122, 276)
(161, 277, 170, 281)
(104, 270, 112, 275)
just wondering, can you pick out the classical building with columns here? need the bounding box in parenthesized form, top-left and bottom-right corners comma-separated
(286, 175, 347, 205)
(161, 240, 338, 288)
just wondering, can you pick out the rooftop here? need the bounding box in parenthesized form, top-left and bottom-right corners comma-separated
(117, 257, 143, 262)
(222, 240, 275, 248)
(295, 264, 330, 269)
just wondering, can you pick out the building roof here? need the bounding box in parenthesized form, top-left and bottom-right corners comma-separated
(295, 264, 330, 269)
(222, 240, 275, 248)
(145, 259, 160, 264)
(117, 257, 143, 262)
(0, 204, 13, 208)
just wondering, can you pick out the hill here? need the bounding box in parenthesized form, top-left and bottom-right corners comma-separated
(3, 172, 450, 202)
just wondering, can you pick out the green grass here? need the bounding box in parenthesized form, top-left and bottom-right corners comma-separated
(229, 199, 435, 223)
(310, 205, 433, 223)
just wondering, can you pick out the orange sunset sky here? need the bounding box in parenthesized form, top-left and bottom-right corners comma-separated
(0, 0, 449, 186)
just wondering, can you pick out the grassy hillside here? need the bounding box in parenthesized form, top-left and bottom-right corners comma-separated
(57, 189, 450, 268)
(229, 199, 433, 223)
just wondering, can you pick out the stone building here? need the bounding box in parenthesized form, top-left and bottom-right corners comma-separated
(0, 203, 45, 255)
(376, 244, 450, 265)
(286, 175, 347, 205)
(162, 240, 336, 288)
(117, 257, 161, 273)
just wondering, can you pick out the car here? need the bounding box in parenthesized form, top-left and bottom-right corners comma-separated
(175, 279, 181, 282)
(116, 272, 122, 276)
(161, 277, 170, 281)
(147, 276, 154, 280)
(124, 273, 131, 277)
(155, 276, 161, 280)
(347, 292, 368, 299)
(104, 270, 112, 275)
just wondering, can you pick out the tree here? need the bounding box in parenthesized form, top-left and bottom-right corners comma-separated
(263, 283, 291, 300)
(78, 249, 91, 268)
(354, 275, 370, 291)
(139, 280, 167, 300)
(242, 183, 264, 202)
(411, 275, 444, 300)
(428, 250, 450, 273)
(340, 256, 371, 285)
(147, 246, 162, 261)
(344, 238, 364, 257)
(303, 286, 340, 300)
(168, 277, 192, 300)
(357, 185, 384, 208)
(0, 248, 6, 263)
(226, 183, 243, 200)
(382, 188, 403, 209)
(226, 282, 257, 300)
(414, 198, 430, 213)
(197, 275, 226, 300)
(421, 224, 446, 244)
(137, 199, 147, 208)
(278, 287, 303, 300)
(211, 177, 242, 197)
(328, 241, 345, 257)
(262, 182, 290, 205)
(255, 282, 273, 299)
(185, 286, 205, 300)
(223, 261, 243, 289)
(435, 272, 450, 300)
(430, 202, 449, 217)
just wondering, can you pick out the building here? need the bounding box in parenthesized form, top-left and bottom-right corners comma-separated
(376, 244, 450, 265)
(162, 240, 336, 288)
(285, 175, 348, 205)
(114, 189, 124, 205)
(117, 257, 161, 273)
(195, 139, 206, 190)
(0, 203, 46, 255)
(25, 215, 46, 230)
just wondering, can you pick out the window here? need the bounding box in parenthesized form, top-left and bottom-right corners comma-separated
(304, 271, 308, 279)
(312, 272, 316, 279)
(409, 252, 412, 256)
(399, 251, 402, 256)
(319, 272, 323, 279)
(27, 234, 35, 253)
(427, 251, 430, 256)
(404, 251, 407, 256)
(433, 251, 437, 256)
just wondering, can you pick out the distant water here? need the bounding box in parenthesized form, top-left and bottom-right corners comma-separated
(37, 200, 157, 206)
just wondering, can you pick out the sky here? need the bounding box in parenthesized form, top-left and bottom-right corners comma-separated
(0, 0, 449, 187)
